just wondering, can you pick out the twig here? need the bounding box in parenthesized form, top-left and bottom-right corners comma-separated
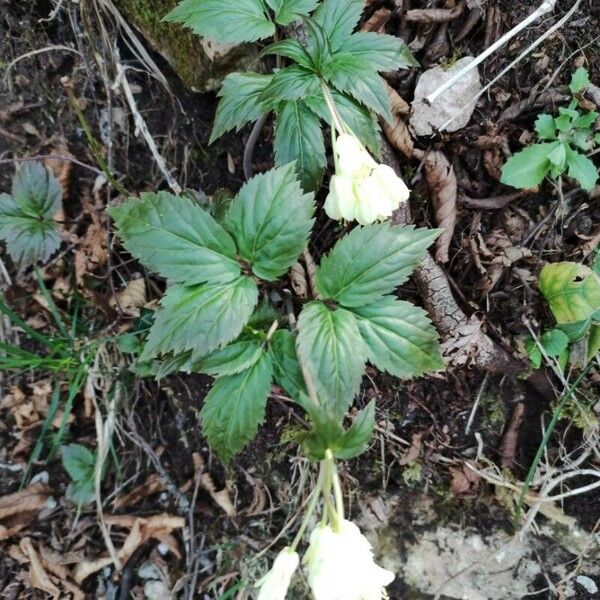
(0, 155, 104, 176)
(114, 63, 182, 194)
(425, 0, 558, 105)
(465, 372, 489, 435)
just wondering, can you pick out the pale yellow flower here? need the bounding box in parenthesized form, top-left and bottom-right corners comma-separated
(255, 547, 299, 600)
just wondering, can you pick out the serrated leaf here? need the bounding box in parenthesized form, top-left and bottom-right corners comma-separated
(338, 32, 418, 72)
(200, 352, 273, 463)
(210, 73, 272, 143)
(569, 67, 590, 94)
(574, 111, 598, 130)
(261, 39, 314, 69)
(540, 328, 569, 358)
(312, 0, 364, 51)
(565, 146, 598, 191)
(0, 164, 63, 268)
(500, 142, 559, 189)
(274, 100, 327, 191)
(296, 301, 366, 419)
(163, 0, 275, 43)
(109, 191, 240, 285)
(336, 400, 375, 459)
(322, 53, 392, 122)
(259, 65, 321, 108)
(351, 296, 443, 378)
(534, 114, 556, 140)
(269, 329, 308, 407)
(315, 224, 439, 308)
(142, 278, 258, 361)
(197, 339, 263, 376)
(265, 0, 319, 25)
(61, 444, 95, 482)
(12, 162, 62, 218)
(304, 89, 381, 157)
(539, 262, 600, 324)
(225, 163, 315, 279)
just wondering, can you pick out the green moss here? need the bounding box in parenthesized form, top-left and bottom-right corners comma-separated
(115, 0, 258, 91)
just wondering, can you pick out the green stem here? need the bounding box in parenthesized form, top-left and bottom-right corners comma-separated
(323, 449, 342, 531)
(320, 80, 346, 135)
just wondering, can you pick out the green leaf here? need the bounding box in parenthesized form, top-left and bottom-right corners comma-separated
(261, 39, 314, 69)
(269, 329, 308, 407)
(587, 324, 600, 361)
(574, 111, 598, 130)
(525, 338, 542, 369)
(264, 0, 319, 25)
(351, 296, 443, 378)
(338, 32, 418, 72)
(315, 223, 440, 308)
(62, 444, 95, 482)
(12, 162, 62, 218)
(0, 163, 63, 268)
(564, 146, 598, 191)
(274, 100, 327, 191)
(534, 114, 557, 140)
(322, 53, 392, 122)
(569, 67, 590, 94)
(336, 400, 375, 459)
(312, 0, 364, 51)
(296, 301, 366, 419)
(225, 163, 315, 279)
(500, 142, 559, 189)
(539, 262, 600, 324)
(197, 339, 263, 376)
(109, 191, 240, 285)
(557, 318, 592, 342)
(539, 328, 570, 357)
(305, 89, 381, 157)
(163, 0, 275, 43)
(200, 352, 273, 463)
(259, 65, 321, 107)
(210, 73, 272, 143)
(143, 278, 258, 361)
(547, 142, 567, 169)
(247, 297, 280, 330)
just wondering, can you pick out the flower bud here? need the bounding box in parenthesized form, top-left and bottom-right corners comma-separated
(256, 547, 299, 600)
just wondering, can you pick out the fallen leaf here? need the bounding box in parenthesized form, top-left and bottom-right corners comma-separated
(415, 149, 457, 263)
(20, 537, 60, 599)
(499, 402, 525, 469)
(109, 277, 146, 316)
(361, 8, 392, 32)
(450, 462, 480, 497)
(113, 474, 166, 510)
(74, 513, 185, 584)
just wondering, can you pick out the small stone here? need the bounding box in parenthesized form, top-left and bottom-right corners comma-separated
(144, 580, 170, 600)
(410, 57, 482, 136)
(575, 575, 598, 594)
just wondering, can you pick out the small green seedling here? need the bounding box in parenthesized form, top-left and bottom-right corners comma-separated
(501, 67, 599, 192)
(61, 443, 96, 506)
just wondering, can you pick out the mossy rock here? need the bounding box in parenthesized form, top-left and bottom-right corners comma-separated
(115, 0, 258, 91)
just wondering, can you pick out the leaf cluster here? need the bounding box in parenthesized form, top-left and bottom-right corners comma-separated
(111, 165, 442, 463)
(164, 0, 417, 190)
(0, 163, 62, 268)
(501, 68, 599, 192)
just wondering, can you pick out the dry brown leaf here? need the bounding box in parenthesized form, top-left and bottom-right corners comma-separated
(405, 2, 465, 23)
(44, 143, 73, 199)
(74, 513, 185, 584)
(0, 481, 52, 521)
(109, 277, 146, 316)
(361, 8, 392, 32)
(113, 474, 166, 510)
(399, 433, 423, 466)
(20, 538, 60, 599)
(415, 149, 457, 263)
(450, 462, 480, 497)
(499, 402, 525, 469)
(382, 84, 414, 158)
(200, 473, 236, 517)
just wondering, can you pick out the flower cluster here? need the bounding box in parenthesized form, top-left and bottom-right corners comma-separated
(324, 133, 410, 225)
(255, 451, 394, 600)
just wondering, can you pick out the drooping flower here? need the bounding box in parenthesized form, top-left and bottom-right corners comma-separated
(256, 547, 299, 600)
(304, 519, 395, 600)
(324, 133, 410, 225)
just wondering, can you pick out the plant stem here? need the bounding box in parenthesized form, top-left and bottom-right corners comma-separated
(290, 462, 324, 551)
(320, 81, 346, 135)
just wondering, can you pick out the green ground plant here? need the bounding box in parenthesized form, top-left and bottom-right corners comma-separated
(501, 67, 599, 192)
(165, 0, 417, 190)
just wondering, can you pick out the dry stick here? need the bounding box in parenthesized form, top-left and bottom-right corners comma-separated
(0, 155, 104, 177)
(425, 0, 558, 105)
(438, 0, 582, 132)
(114, 64, 182, 195)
